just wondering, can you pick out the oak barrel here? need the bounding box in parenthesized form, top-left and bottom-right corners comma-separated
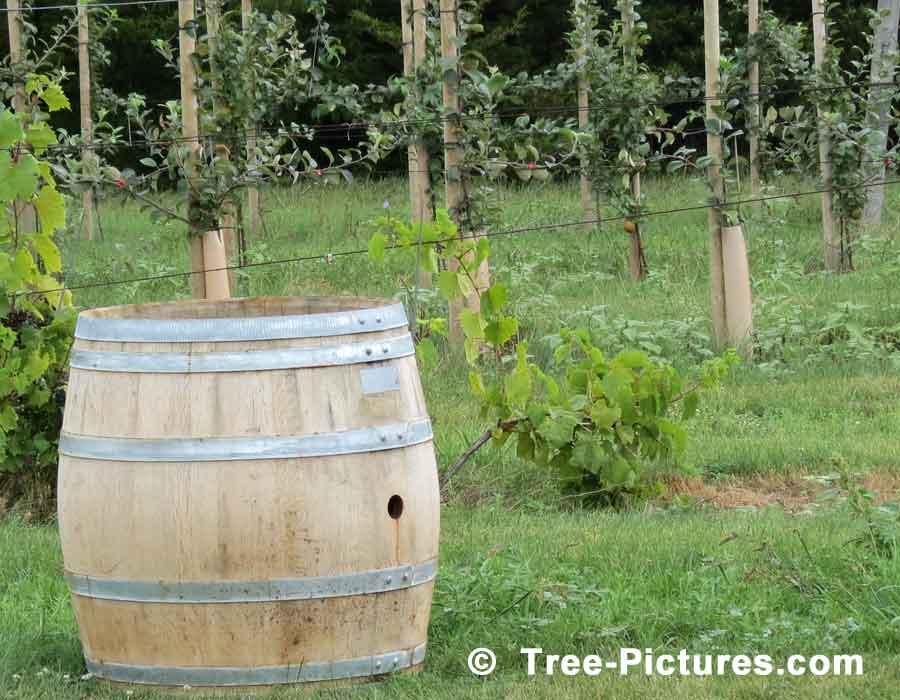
(57, 297, 440, 689)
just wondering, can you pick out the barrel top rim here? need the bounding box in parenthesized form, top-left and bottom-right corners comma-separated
(75, 297, 409, 343)
(77, 296, 398, 322)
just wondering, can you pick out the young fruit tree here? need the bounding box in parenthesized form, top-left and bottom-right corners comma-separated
(78, 3, 394, 297)
(567, 0, 668, 282)
(382, 0, 585, 346)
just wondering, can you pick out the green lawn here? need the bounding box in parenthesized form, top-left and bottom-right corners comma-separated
(3, 173, 900, 697)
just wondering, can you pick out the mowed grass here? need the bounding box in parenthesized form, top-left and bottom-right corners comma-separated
(3, 507, 900, 698)
(3, 173, 900, 697)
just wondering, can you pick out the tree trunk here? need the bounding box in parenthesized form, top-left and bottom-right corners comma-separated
(811, 0, 842, 273)
(862, 0, 900, 227)
(622, 0, 647, 281)
(402, 0, 434, 289)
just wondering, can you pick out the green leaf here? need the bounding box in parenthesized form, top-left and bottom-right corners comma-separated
(0, 110, 24, 149)
(463, 336, 481, 364)
(681, 392, 699, 420)
(505, 343, 533, 410)
(474, 236, 490, 266)
(526, 404, 547, 428)
(537, 410, 580, 448)
(590, 400, 621, 430)
(40, 83, 71, 112)
(415, 337, 438, 370)
(486, 73, 510, 96)
(140, 157, 158, 168)
(0, 405, 17, 433)
(484, 316, 518, 347)
(616, 350, 650, 369)
(0, 152, 40, 202)
(12, 247, 37, 280)
(602, 458, 633, 488)
(516, 431, 535, 460)
(437, 270, 463, 300)
(32, 233, 62, 274)
(24, 122, 57, 155)
(468, 371, 487, 399)
(367, 232, 387, 263)
(24, 350, 50, 381)
(480, 283, 508, 316)
(459, 309, 485, 340)
(33, 185, 66, 235)
(658, 418, 688, 456)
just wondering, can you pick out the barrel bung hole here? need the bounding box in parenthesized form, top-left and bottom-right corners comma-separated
(387, 495, 404, 520)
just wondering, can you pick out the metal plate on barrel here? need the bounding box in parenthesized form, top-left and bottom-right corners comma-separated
(360, 366, 401, 395)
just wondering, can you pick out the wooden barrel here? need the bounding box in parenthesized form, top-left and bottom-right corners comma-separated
(57, 297, 440, 689)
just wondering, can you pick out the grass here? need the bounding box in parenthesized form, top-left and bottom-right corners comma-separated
(4, 172, 900, 697)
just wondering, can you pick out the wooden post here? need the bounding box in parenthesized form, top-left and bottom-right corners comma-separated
(575, 0, 595, 230)
(704, 0, 752, 355)
(748, 0, 762, 211)
(440, 0, 478, 345)
(241, 0, 261, 242)
(6, 0, 36, 236)
(811, 0, 840, 273)
(704, 0, 730, 350)
(206, 0, 236, 291)
(862, 0, 900, 226)
(179, 0, 230, 299)
(402, 0, 433, 288)
(622, 0, 647, 281)
(78, 1, 95, 240)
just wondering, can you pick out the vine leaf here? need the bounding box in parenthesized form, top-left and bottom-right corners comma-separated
(0, 110, 23, 149)
(0, 152, 40, 202)
(32, 234, 62, 275)
(34, 186, 66, 235)
(437, 270, 463, 300)
(25, 123, 58, 155)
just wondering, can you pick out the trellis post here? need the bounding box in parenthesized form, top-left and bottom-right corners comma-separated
(402, 0, 434, 288)
(6, 0, 36, 237)
(78, 0, 96, 240)
(811, 0, 841, 273)
(704, 0, 753, 356)
(206, 0, 237, 291)
(440, 0, 488, 345)
(179, 0, 230, 299)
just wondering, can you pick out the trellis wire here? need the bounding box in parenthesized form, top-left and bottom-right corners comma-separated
(14, 176, 900, 300)
(0, 0, 179, 12)
(3, 75, 898, 157)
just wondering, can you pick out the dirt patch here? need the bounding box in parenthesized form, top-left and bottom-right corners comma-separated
(661, 472, 900, 512)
